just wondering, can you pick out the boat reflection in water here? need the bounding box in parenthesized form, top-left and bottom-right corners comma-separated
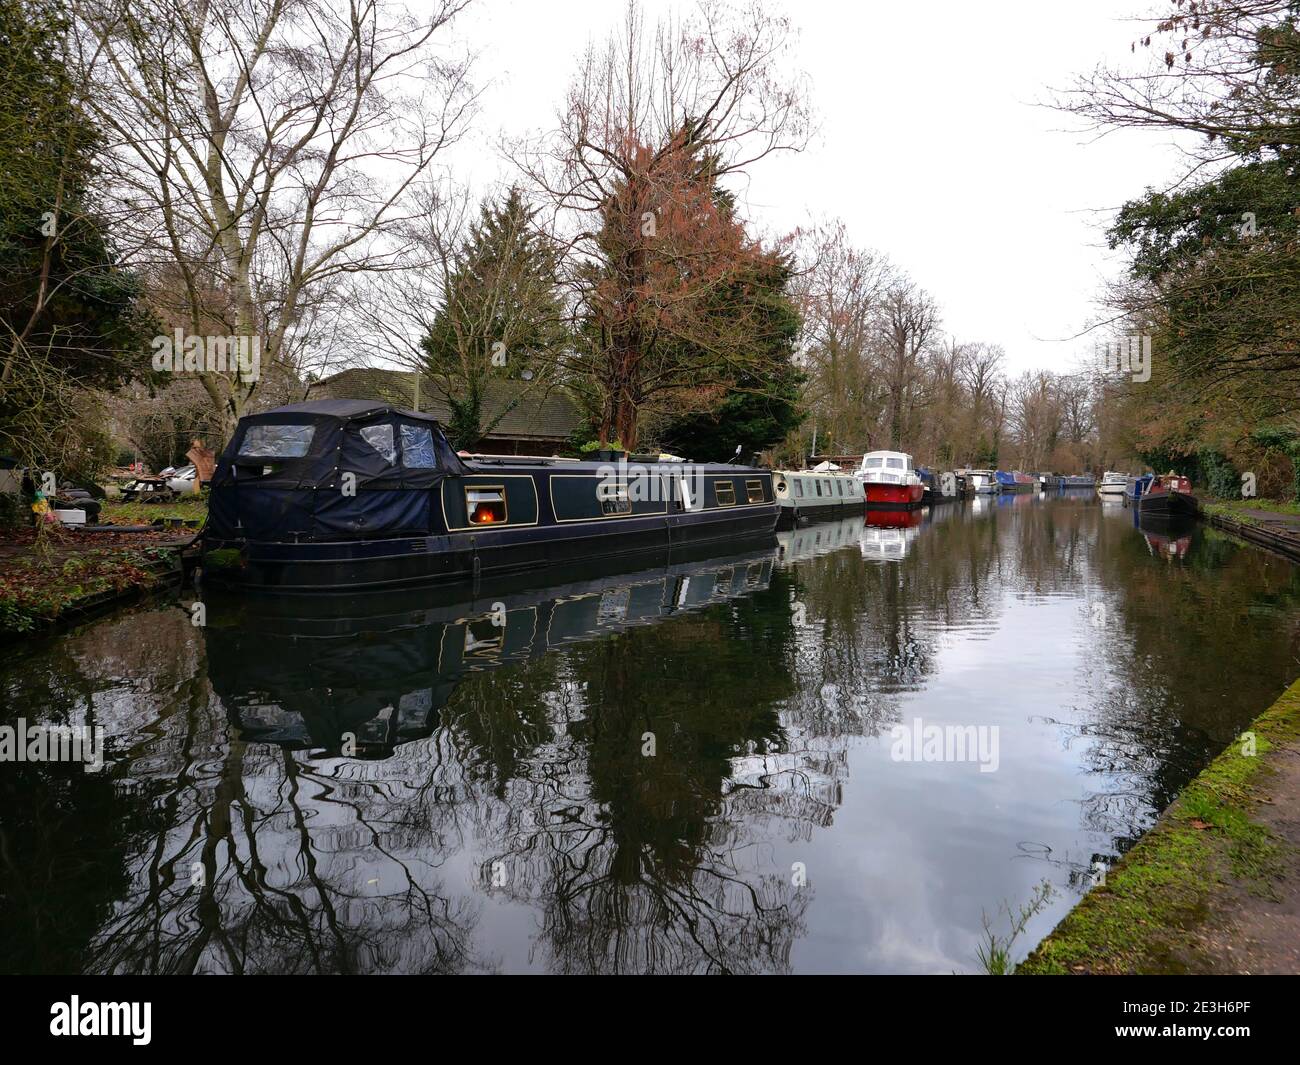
(206, 540, 776, 758)
(775, 512, 865, 563)
(860, 508, 924, 562)
(1131, 506, 1195, 561)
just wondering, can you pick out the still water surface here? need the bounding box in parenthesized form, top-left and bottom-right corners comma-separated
(3, 494, 1299, 973)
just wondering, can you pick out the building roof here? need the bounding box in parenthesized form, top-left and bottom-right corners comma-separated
(306, 368, 581, 441)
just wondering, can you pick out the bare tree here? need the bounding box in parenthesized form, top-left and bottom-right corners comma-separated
(71, 0, 478, 432)
(792, 220, 893, 455)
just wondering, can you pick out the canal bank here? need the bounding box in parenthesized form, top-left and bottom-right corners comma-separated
(1201, 501, 1300, 565)
(0, 528, 192, 640)
(1020, 674, 1300, 975)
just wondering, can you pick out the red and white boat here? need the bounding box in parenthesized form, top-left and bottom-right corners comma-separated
(854, 450, 924, 509)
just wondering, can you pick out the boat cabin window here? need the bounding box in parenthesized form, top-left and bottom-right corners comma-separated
(794, 479, 804, 497)
(400, 425, 439, 468)
(865, 456, 883, 468)
(598, 482, 632, 515)
(823, 479, 833, 495)
(360, 424, 397, 465)
(746, 478, 764, 503)
(886, 457, 904, 469)
(466, 486, 507, 525)
(238, 423, 315, 458)
(715, 480, 736, 507)
(814, 480, 822, 497)
(835, 479, 844, 496)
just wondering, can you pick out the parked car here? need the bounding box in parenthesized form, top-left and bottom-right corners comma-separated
(165, 464, 199, 496)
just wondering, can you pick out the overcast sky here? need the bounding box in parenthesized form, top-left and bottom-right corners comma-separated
(438, 0, 1187, 376)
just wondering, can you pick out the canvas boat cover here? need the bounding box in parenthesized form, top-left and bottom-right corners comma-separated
(207, 400, 466, 542)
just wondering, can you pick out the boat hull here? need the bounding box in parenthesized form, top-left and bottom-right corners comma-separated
(863, 482, 924, 509)
(1138, 489, 1198, 519)
(205, 503, 780, 591)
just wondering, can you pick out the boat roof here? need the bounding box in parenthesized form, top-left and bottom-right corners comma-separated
(243, 399, 443, 424)
(862, 450, 911, 460)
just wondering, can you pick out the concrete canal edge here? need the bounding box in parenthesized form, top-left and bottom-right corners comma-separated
(1200, 504, 1300, 564)
(1019, 675, 1300, 974)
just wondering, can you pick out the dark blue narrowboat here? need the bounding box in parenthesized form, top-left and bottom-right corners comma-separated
(201, 400, 780, 590)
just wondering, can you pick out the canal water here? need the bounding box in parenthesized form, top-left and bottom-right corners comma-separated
(3, 494, 1298, 974)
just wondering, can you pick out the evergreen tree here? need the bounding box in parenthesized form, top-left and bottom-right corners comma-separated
(420, 188, 566, 449)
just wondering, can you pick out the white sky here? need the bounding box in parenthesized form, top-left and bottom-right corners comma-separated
(435, 0, 1188, 376)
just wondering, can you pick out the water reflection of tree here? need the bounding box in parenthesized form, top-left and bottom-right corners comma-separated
(1059, 511, 1300, 851)
(449, 594, 810, 974)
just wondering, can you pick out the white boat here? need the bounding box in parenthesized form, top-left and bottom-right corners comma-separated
(854, 450, 925, 509)
(1097, 471, 1128, 496)
(958, 468, 999, 494)
(773, 468, 864, 521)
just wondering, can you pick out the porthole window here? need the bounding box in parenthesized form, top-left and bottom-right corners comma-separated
(466, 486, 507, 525)
(715, 481, 736, 506)
(746, 478, 764, 503)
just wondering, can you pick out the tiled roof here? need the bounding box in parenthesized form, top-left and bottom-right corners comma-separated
(306, 368, 582, 441)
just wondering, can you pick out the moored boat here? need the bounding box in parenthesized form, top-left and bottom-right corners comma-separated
(1061, 474, 1096, 489)
(1097, 471, 1128, 496)
(854, 450, 924, 509)
(201, 400, 780, 590)
(958, 468, 999, 494)
(1136, 472, 1199, 519)
(773, 466, 864, 523)
(918, 468, 961, 505)
(994, 470, 1036, 493)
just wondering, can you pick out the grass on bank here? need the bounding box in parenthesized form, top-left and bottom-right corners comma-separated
(1201, 498, 1300, 526)
(1018, 678, 1300, 975)
(100, 495, 208, 526)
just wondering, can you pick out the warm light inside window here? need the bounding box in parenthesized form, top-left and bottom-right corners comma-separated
(467, 487, 507, 525)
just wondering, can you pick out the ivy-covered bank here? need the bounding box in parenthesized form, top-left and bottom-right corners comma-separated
(1020, 677, 1300, 975)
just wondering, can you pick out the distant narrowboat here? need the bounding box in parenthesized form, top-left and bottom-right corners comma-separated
(773, 467, 863, 523)
(201, 401, 780, 590)
(854, 450, 924, 509)
(995, 470, 1036, 493)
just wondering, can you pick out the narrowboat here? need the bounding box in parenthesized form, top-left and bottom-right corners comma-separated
(773, 467, 864, 523)
(995, 470, 1036, 493)
(854, 450, 924, 509)
(1036, 473, 1063, 490)
(1135, 473, 1198, 519)
(1061, 474, 1096, 489)
(918, 468, 961, 505)
(201, 400, 780, 590)
(1097, 471, 1128, 496)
